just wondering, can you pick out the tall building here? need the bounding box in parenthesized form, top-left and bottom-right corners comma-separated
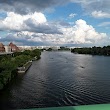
(0, 43, 5, 52)
(9, 42, 19, 52)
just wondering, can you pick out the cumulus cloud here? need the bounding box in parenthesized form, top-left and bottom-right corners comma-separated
(91, 11, 110, 18)
(0, 12, 46, 30)
(0, 12, 62, 34)
(0, 32, 47, 46)
(59, 19, 109, 46)
(24, 19, 62, 34)
(0, 19, 109, 46)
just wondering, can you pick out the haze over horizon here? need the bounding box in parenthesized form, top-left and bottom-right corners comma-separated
(0, 0, 110, 47)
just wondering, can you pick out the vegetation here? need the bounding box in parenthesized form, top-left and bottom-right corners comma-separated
(0, 49, 41, 90)
(71, 46, 110, 56)
(58, 46, 70, 51)
(46, 48, 52, 51)
(44, 46, 70, 51)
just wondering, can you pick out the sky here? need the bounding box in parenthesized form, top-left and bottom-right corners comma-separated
(0, 0, 110, 47)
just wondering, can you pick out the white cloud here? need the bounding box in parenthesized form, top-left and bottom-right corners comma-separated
(69, 13, 77, 18)
(59, 19, 109, 45)
(0, 14, 109, 46)
(0, 12, 62, 34)
(24, 19, 108, 46)
(0, 12, 47, 31)
(98, 22, 110, 27)
(91, 11, 110, 18)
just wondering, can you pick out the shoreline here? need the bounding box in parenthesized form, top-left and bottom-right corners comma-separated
(17, 61, 32, 73)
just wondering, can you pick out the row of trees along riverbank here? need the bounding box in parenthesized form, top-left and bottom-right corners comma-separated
(0, 49, 41, 90)
(71, 46, 110, 56)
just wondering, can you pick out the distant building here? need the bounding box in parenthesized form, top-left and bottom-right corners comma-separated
(0, 43, 5, 52)
(9, 42, 19, 52)
(51, 46, 60, 50)
(36, 46, 44, 49)
(4, 46, 11, 53)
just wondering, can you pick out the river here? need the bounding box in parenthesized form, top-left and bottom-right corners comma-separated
(0, 51, 110, 109)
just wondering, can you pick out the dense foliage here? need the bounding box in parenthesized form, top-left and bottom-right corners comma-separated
(0, 49, 41, 90)
(71, 46, 110, 56)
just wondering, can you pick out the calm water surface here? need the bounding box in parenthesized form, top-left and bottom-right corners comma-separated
(0, 51, 110, 109)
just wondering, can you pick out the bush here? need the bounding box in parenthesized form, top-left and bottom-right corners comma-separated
(0, 70, 12, 85)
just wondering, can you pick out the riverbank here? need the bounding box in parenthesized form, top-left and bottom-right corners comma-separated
(71, 46, 110, 56)
(0, 49, 41, 90)
(17, 61, 32, 73)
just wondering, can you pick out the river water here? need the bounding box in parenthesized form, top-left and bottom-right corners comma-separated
(0, 51, 110, 109)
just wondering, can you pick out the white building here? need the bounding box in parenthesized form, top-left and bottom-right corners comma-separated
(4, 46, 11, 53)
(51, 46, 60, 50)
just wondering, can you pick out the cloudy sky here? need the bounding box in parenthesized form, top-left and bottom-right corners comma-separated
(0, 0, 110, 47)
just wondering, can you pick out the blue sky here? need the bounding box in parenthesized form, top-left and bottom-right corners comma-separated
(0, 0, 110, 47)
(46, 3, 83, 21)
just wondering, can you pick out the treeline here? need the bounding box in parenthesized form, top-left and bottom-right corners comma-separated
(58, 47, 70, 51)
(45, 46, 70, 51)
(71, 46, 110, 55)
(0, 49, 41, 90)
